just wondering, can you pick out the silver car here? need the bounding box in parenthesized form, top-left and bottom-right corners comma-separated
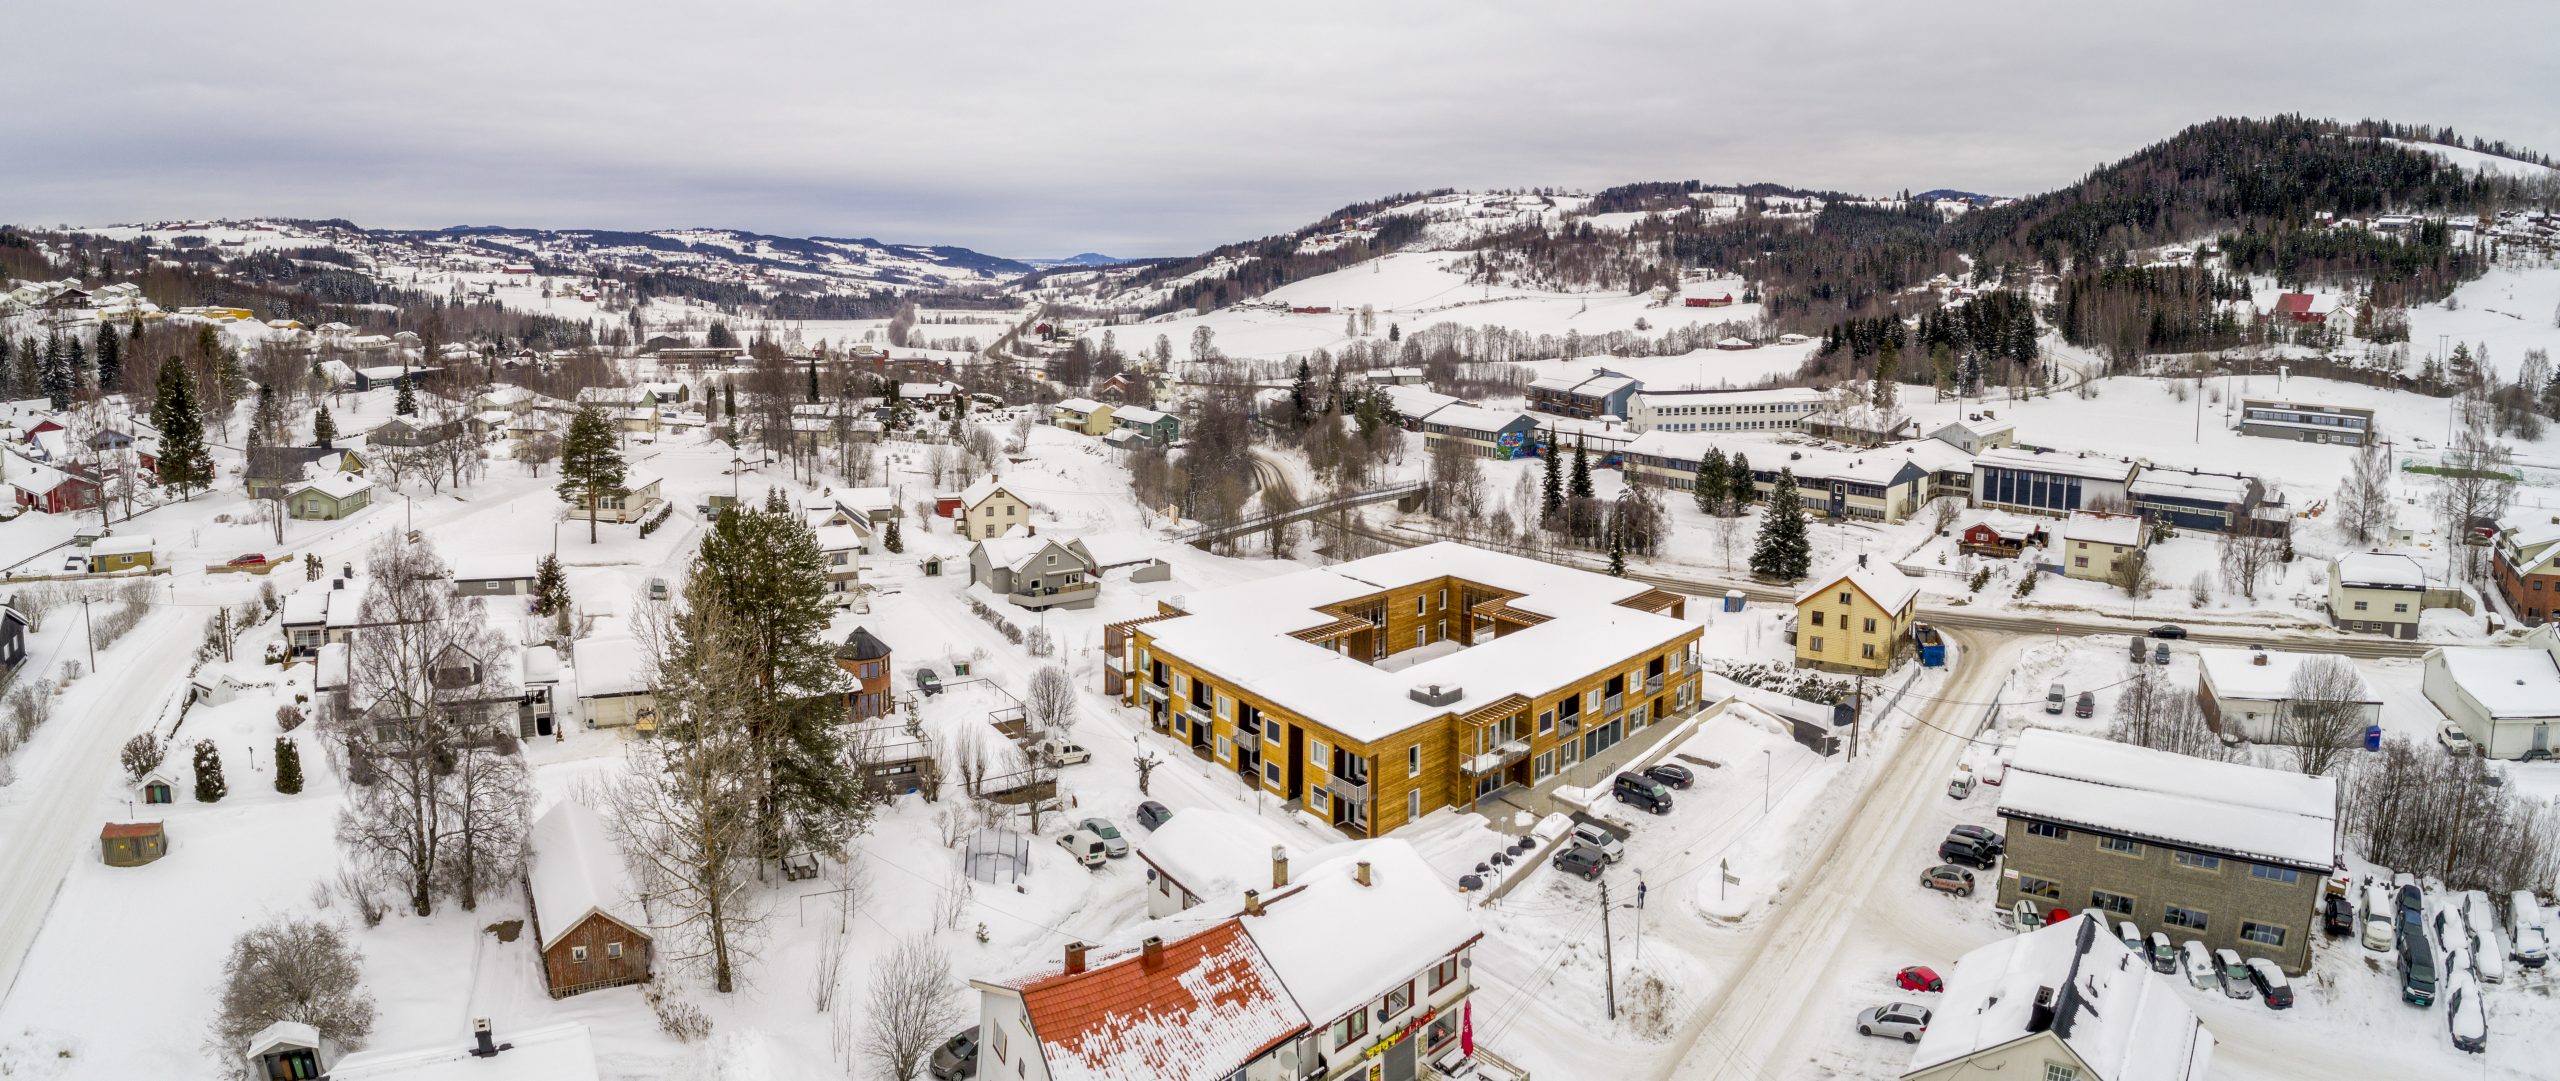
(1078, 817, 1128, 858)
(1856, 1002, 1932, 1043)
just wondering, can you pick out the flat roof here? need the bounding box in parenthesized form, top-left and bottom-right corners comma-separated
(1997, 730, 2336, 869)
(2431, 644, 2560, 719)
(1974, 446, 2136, 482)
(2197, 648, 2377, 703)
(1137, 542, 1696, 744)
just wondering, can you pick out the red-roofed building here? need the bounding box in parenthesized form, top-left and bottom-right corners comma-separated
(2273, 292, 2325, 323)
(972, 921, 1308, 1081)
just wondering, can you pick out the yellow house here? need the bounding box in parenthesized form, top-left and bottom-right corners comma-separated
(2060, 511, 2147, 583)
(957, 478, 1031, 541)
(84, 534, 158, 573)
(1051, 397, 1116, 436)
(1793, 564, 1919, 673)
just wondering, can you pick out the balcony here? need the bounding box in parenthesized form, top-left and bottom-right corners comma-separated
(1604, 693, 1623, 715)
(1183, 704, 1212, 729)
(1325, 774, 1370, 803)
(1105, 653, 1127, 674)
(1460, 739, 1530, 776)
(1140, 682, 1169, 702)
(1646, 673, 1664, 693)
(1004, 580, 1098, 612)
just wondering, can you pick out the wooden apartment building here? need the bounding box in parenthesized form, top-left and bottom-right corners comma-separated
(1105, 542, 1703, 837)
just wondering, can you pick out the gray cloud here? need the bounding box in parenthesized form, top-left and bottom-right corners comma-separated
(1, 1, 2547, 258)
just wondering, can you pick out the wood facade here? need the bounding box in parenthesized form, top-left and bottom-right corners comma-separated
(530, 908, 652, 998)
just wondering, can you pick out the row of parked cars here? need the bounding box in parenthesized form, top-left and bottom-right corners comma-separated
(1550, 764, 1692, 880)
(2358, 872, 2552, 1054)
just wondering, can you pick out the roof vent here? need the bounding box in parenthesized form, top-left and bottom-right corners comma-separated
(2025, 986, 2058, 1034)
(1409, 683, 1463, 707)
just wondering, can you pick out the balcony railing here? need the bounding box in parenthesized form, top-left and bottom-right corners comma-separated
(1604, 693, 1623, 715)
(1646, 673, 1664, 693)
(1325, 774, 1370, 803)
(1460, 739, 1530, 776)
(1183, 704, 1212, 729)
(1140, 683, 1169, 702)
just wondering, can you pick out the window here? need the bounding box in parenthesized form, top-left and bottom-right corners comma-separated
(2163, 905, 2208, 931)
(1216, 736, 1232, 761)
(1417, 596, 1427, 616)
(1810, 611, 1825, 627)
(570, 945, 589, 962)
(2017, 874, 2063, 900)
(993, 1027, 1007, 1064)
(1416, 628, 1426, 648)
(1265, 760, 1282, 785)
(2090, 889, 2136, 916)
(1862, 617, 1878, 633)
(1861, 643, 1877, 659)
(2241, 921, 2288, 947)
(1407, 789, 1422, 821)
(1408, 746, 1422, 777)
(1438, 620, 1447, 642)
(1438, 588, 1447, 610)
(2250, 863, 2300, 885)
(2074, 556, 2089, 568)
(1312, 787, 1330, 811)
(2097, 835, 2143, 857)
(2353, 600, 2368, 611)
(1538, 711, 1554, 735)
(1383, 980, 1415, 1017)
(2043, 1065, 2081, 1081)
(1311, 739, 1330, 766)
(606, 941, 624, 959)
(2393, 603, 2409, 613)
(1837, 591, 1851, 604)
(1330, 1010, 1369, 1049)
(2174, 851, 2221, 872)
(1044, 554, 1056, 567)
(1216, 694, 1231, 720)
(1534, 751, 1553, 780)
(1808, 636, 1824, 652)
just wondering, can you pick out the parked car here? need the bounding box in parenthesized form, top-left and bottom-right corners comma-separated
(225, 552, 269, 567)
(1134, 801, 1174, 831)
(1894, 966, 1944, 993)
(1552, 844, 1608, 881)
(2147, 933, 2176, 975)
(1569, 822, 1624, 864)
(2129, 635, 2148, 662)
(2150, 625, 2188, 639)
(1612, 772, 1674, 815)
(2397, 883, 2426, 947)
(2152, 642, 2171, 666)
(1077, 818, 1127, 858)
(2180, 940, 2215, 989)
(1055, 829, 1109, 868)
(2439, 721, 2476, 755)
(915, 668, 944, 696)
(1946, 825, 2004, 855)
(1946, 767, 1976, 800)
(2401, 938, 2439, 1006)
(2446, 975, 2486, 1053)
(60, 554, 85, 574)
(1920, 865, 1975, 897)
(1040, 739, 1091, 766)
(2116, 921, 2143, 956)
(2214, 948, 2252, 999)
(2043, 683, 2066, 714)
(2245, 958, 2293, 1009)
(648, 577, 670, 601)
(2506, 890, 2549, 970)
(2073, 691, 2094, 718)
(2362, 880, 2398, 952)
(1643, 763, 1695, 790)
(2461, 891, 2506, 984)
(1937, 837, 1998, 870)
(2322, 891, 2357, 937)
(928, 1026, 979, 1080)
(1855, 1003, 1932, 1043)
(2010, 900, 2047, 931)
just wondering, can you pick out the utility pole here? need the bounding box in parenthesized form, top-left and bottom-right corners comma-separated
(1850, 677, 1866, 761)
(1598, 878, 1618, 1021)
(80, 594, 97, 673)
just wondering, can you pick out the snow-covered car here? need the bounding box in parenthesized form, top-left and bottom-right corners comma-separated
(1077, 818, 1127, 858)
(2439, 721, 2476, 755)
(60, 554, 86, 574)
(2214, 948, 2252, 999)
(2461, 892, 2506, 983)
(1894, 966, 1943, 993)
(1855, 1003, 1931, 1043)
(1568, 822, 1624, 864)
(1919, 865, 1974, 897)
(2180, 941, 2215, 989)
(2245, 958, 2293, 1009)
(2362, 880, 2398, 951)
(2446, 974, 2486, 1053)
(2147, 933, 2176, 975)
(914, 668, 944, 696)
(2507, 890, 2550, 969)
(2043, 683, 2065, 714)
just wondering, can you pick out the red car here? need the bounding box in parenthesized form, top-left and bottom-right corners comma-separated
(226, 553, 269, 567)
(1896, 966, 1944, 993)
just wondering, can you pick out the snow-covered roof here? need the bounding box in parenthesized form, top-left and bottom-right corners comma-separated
(1375, 384, 1460, 422)
(1639, 386, 1826, 407)
(959, 477, 1014, 508)
(448, 553, 538, 582)
(2127, 466, 2252, 505)
(1055, 397, 1106, 414)
(999, 921, 1305, 1081)
(1795, 564, 1919, 613)
(326, 584, 364, 628)
(1113, 406, 1172, 426)
(1134, 808, 1298, 901)
(1974, 446, 2136, 482)
(1931, 416, 2017, 439)
(574, 634, 649, 698)
(88, 534, 155, 556)
(2429, 643, 2560, 719)
(244, 1021, 323, 1063)
(1906, 914, 2212, 1081)
(291, 472, 371, 500)
(977, 531, 1073, 574)
(2196, 648, 2376, 704)
(1242, 840, 1479, 1026)
(1135, 542, 1695, 744)
(1420, 403, 1535, 436)
(526, 802, 644, 950)
(2064, 511, 2143, 548)
(2332, 551, 2425, 589)
(522, 645, 561, 685)
(329, 1022, 598, 1081)
(280, 586, 330, 626)
(1996, 730, 2337, 870)
(316, 642, 351, 691)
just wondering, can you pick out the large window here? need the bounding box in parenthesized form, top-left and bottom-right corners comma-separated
(2173, 851, 2221, 872)
(2017, 874, 2063, 901)
(2250, 864, 2300, 885)
(1382, 980, 1414, 1017)
(2163, 905, 2209, 931)
(1330, 1010, 1368, 1050)
(2090, 889, 2136, 916)
(2097, 836, 2143, 857)
(2025, 821, 2068, 840)
(2241, 921, 2288, 947)
(1429, 956, 1461, 992)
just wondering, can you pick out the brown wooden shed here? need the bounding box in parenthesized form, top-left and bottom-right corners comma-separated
(100, 821, 167, 866)
(525, 802, 651, 997)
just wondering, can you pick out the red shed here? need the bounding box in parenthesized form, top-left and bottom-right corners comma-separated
(933, 492, 964, 518)
(1289, 305, 1333, 315)
(1684, 293, 1735, 308)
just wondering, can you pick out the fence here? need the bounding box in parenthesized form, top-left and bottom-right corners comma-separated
(1173, 480, 1429, 547)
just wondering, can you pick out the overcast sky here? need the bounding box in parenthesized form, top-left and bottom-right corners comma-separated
(2, 2, 2547, 259)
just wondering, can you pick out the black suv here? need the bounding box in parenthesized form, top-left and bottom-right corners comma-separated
(1613, 772, 1674, 815)
(1553, 844, 1608, 881)
(1937, 836, 1999, 869)
(1945, 825, 2004, 855)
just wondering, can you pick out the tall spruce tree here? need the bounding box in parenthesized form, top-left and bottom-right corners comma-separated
(671, 489, 866, 856)
(1607, 521, 1628, 577)
(274, 737, 303, 795)
(806, 360, 819, 403)
(556, 407, 626, 544)
(192, 740, 228, 803)
(64, 337, 88, 398)
(393, 373, 417, 417)
(313, 403, 338, 448)
(0, 336, 13, 400)
(156, 363, 214, 499)
(94, 327, 121, 392)
(39, 334, 71, 408)
(531, 554, 569, 617)
(1568, 439, 1593, 499)
(1748, 467, 1812, 581)
(1289, 359, 1314, 426)
(1873, 341, 1900, 413)
(1695, 447, 1726, 514)
(1729, 452, 1753, 504)
(1540, 442, 1563, 519)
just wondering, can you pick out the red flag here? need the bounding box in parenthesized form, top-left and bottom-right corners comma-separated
(1461, 999, 1474, 1057)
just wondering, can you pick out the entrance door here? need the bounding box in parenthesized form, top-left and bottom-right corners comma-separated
(1286, 728, 1305, 803)
(2537, 724, 2551, 755)
(1383, 1038, 1417, 1081)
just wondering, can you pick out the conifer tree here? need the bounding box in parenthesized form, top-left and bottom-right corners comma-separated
(1289, 359, 1314, 426)
(883, 516, 904, 553)
(95, 327, 122, 392)
(531, 554, 570, 617)
(1540, 442, 1563, 519)
(556, 407, 626, 544)
(1873, 342, 1900, 413)
(1607, 521, 1628, 577)
(193, 739, 228, 803)
(724, 382, 738, 426)
(0, 336, 13, 400)
(806, 360, 819, 403)
(1695, 447, 1727, 514)
(64, 337, 88, 397)
(1729, 452, 1754, 504)
(313, 403, 338, 448)
(1748, 467, 1812, 581)
(393, 375, 417, 417)
(1568, 440, 1593, 499)
(39, 334, 71, 408)
(274, 737, 303, 795)
(156, 363, 214, 499)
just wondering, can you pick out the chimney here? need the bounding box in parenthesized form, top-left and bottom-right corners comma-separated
(1141, 936, 1164, 969)
(470, 1018, 497, 1057)
(2025, 987, 2058, 1034)
(1355, 860, 1373, 888)
(1244, 889, 1263, 916)
(1063, 941, 1087, 975)
(2252, 652, 2269, 666)
(1272, 846, 1290, 889)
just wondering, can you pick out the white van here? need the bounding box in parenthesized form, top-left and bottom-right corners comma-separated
(2044, 683, 2066, 714)
(1055, 829, 1109, 868)
(2361, 881, 2397, 952)
(2510, 891, 2551, 969)
(1947, 767, 1977, 800)
(1040, 740, 1091, 766)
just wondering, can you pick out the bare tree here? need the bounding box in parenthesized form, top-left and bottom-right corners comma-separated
(440, 738, 534, 909)
(2433, 423, 2517, 584)
(1708, 498, 1745, 572)
(2109, 664, 2233, 760)
(2332, 438, 2394, 545)
(860, 932, 967, 1081)
(2344, 736, 2560, 895)
(2108, 550, 2155, 599)
(2217, 531, 2284, 601)
(209, 916, 377, 1058)
(808, 856, 875, 1014)
(2280, 656, 2370, 777)
(519, 431, 561, 477)
(1023, 664, 1076, 736)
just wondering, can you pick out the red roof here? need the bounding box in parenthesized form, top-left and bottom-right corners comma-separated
(100, 821, 163, 839)
(1009, 920, 1306, 1081)
(2274, 292, 2315, 315)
